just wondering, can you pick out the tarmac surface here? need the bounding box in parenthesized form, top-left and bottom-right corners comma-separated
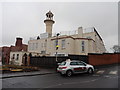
(1, 65, 119, 89)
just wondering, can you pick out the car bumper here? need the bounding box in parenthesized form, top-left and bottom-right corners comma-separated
(57, 68, 66, 74)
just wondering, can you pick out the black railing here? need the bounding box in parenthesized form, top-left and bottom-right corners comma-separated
(30, 55, 88, 68)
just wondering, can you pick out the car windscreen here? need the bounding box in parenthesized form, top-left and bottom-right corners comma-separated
(60, 62, 66, 66)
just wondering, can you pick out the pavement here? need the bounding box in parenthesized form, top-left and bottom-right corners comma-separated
(2, 65, 119, 88)
(1, 68, 56, 79)
(1, 64, 119, 79)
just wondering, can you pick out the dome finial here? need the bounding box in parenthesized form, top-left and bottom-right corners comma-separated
(46, 10, 54, 20)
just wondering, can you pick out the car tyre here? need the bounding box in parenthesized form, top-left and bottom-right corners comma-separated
(87, 68, 93, 74)
(66, 70, 73, 77)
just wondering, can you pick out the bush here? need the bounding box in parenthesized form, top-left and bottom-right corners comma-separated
(1, 65, 40, 73)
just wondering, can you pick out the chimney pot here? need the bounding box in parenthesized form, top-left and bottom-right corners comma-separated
(15, 37, 23, 46)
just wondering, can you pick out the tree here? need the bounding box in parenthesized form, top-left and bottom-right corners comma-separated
(112, 45, 120, 53)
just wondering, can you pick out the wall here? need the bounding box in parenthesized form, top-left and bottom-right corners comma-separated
(10, 51, 26, 65)
(2, 47, 11, 64)
(30, 55, 89, 68)
(28, 29, 106, 56)
(30, 53, 119, 68)
(30, 56, 68, 68)
(88, 53, 120, 66)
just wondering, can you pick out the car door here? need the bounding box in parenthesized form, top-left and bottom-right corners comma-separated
(70, 62, 81, 73)
(77, 62, 87, 73)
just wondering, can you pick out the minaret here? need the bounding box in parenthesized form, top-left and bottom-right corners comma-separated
(44, 11, 55, 37)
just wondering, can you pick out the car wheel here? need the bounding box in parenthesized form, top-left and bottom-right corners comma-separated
(66, 70, 72, 77)
(88, 68, 93, 74)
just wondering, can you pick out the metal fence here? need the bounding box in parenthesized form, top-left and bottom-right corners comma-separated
(30, 56, 68, 68)
(68, 54, 89, 63)
(30, 55, 88, 68)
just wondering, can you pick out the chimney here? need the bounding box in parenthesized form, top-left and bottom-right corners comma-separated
(78, 27, 83, 38)
(15, 37, 23, 46)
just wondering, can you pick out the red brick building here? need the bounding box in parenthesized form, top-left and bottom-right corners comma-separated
(1, 37, 28, 64)
(10, 38, 27, 52)
(0, 47, 10, 64)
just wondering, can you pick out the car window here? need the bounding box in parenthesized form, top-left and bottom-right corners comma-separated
(77, 62, 85, 66)
(70, 62, 78, 65)
(70, 62, 86, 66)
(60, 62, 66, 65)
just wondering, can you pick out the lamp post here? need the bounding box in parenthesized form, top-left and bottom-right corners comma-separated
(55, 33, 60, 62)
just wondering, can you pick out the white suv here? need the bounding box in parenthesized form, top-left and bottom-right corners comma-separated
(57, 60, 94, 77)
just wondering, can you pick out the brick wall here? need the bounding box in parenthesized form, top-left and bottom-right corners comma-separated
(2, 47, 11, 64)
(88, 53, 120, 66)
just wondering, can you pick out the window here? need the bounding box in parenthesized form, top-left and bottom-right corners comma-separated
(42, 43, 45, 48)
(81, 41, 85, 52)
(29, 43, 31, 50)
(41, 43, 46, 48)
(32, 43, 35, 50)
(86, 36, 91, 39)
(16, 54, 19, 60)
(41, 51, 46, 54)
(44, 43, 46, 47)
(13, 54, 15, 59)
(61, 39, 65, 49)
(29, 43, 33, 50)
(36, 43, 38, 49)
(57, 54, 65, 56)
(41, 43, 43, 48)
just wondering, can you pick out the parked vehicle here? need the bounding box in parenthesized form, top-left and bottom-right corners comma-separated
(57, 60, 94, 77)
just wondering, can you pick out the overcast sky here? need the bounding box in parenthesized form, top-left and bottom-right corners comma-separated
(1, 2, 118, 52)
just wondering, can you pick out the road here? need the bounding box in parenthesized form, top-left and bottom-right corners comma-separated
(2, 65, 119, 89)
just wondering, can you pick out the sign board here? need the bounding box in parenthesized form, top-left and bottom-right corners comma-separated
(40, 33, 49, 39)
(56, 45, 60, 47)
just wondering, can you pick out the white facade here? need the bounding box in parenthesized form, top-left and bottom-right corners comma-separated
(10, 51, 41, 65)
(10, 51, 27, 65)
(28, 27, 106, 56)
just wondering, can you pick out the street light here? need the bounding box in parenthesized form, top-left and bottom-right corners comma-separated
(55, 33, 60, 62)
